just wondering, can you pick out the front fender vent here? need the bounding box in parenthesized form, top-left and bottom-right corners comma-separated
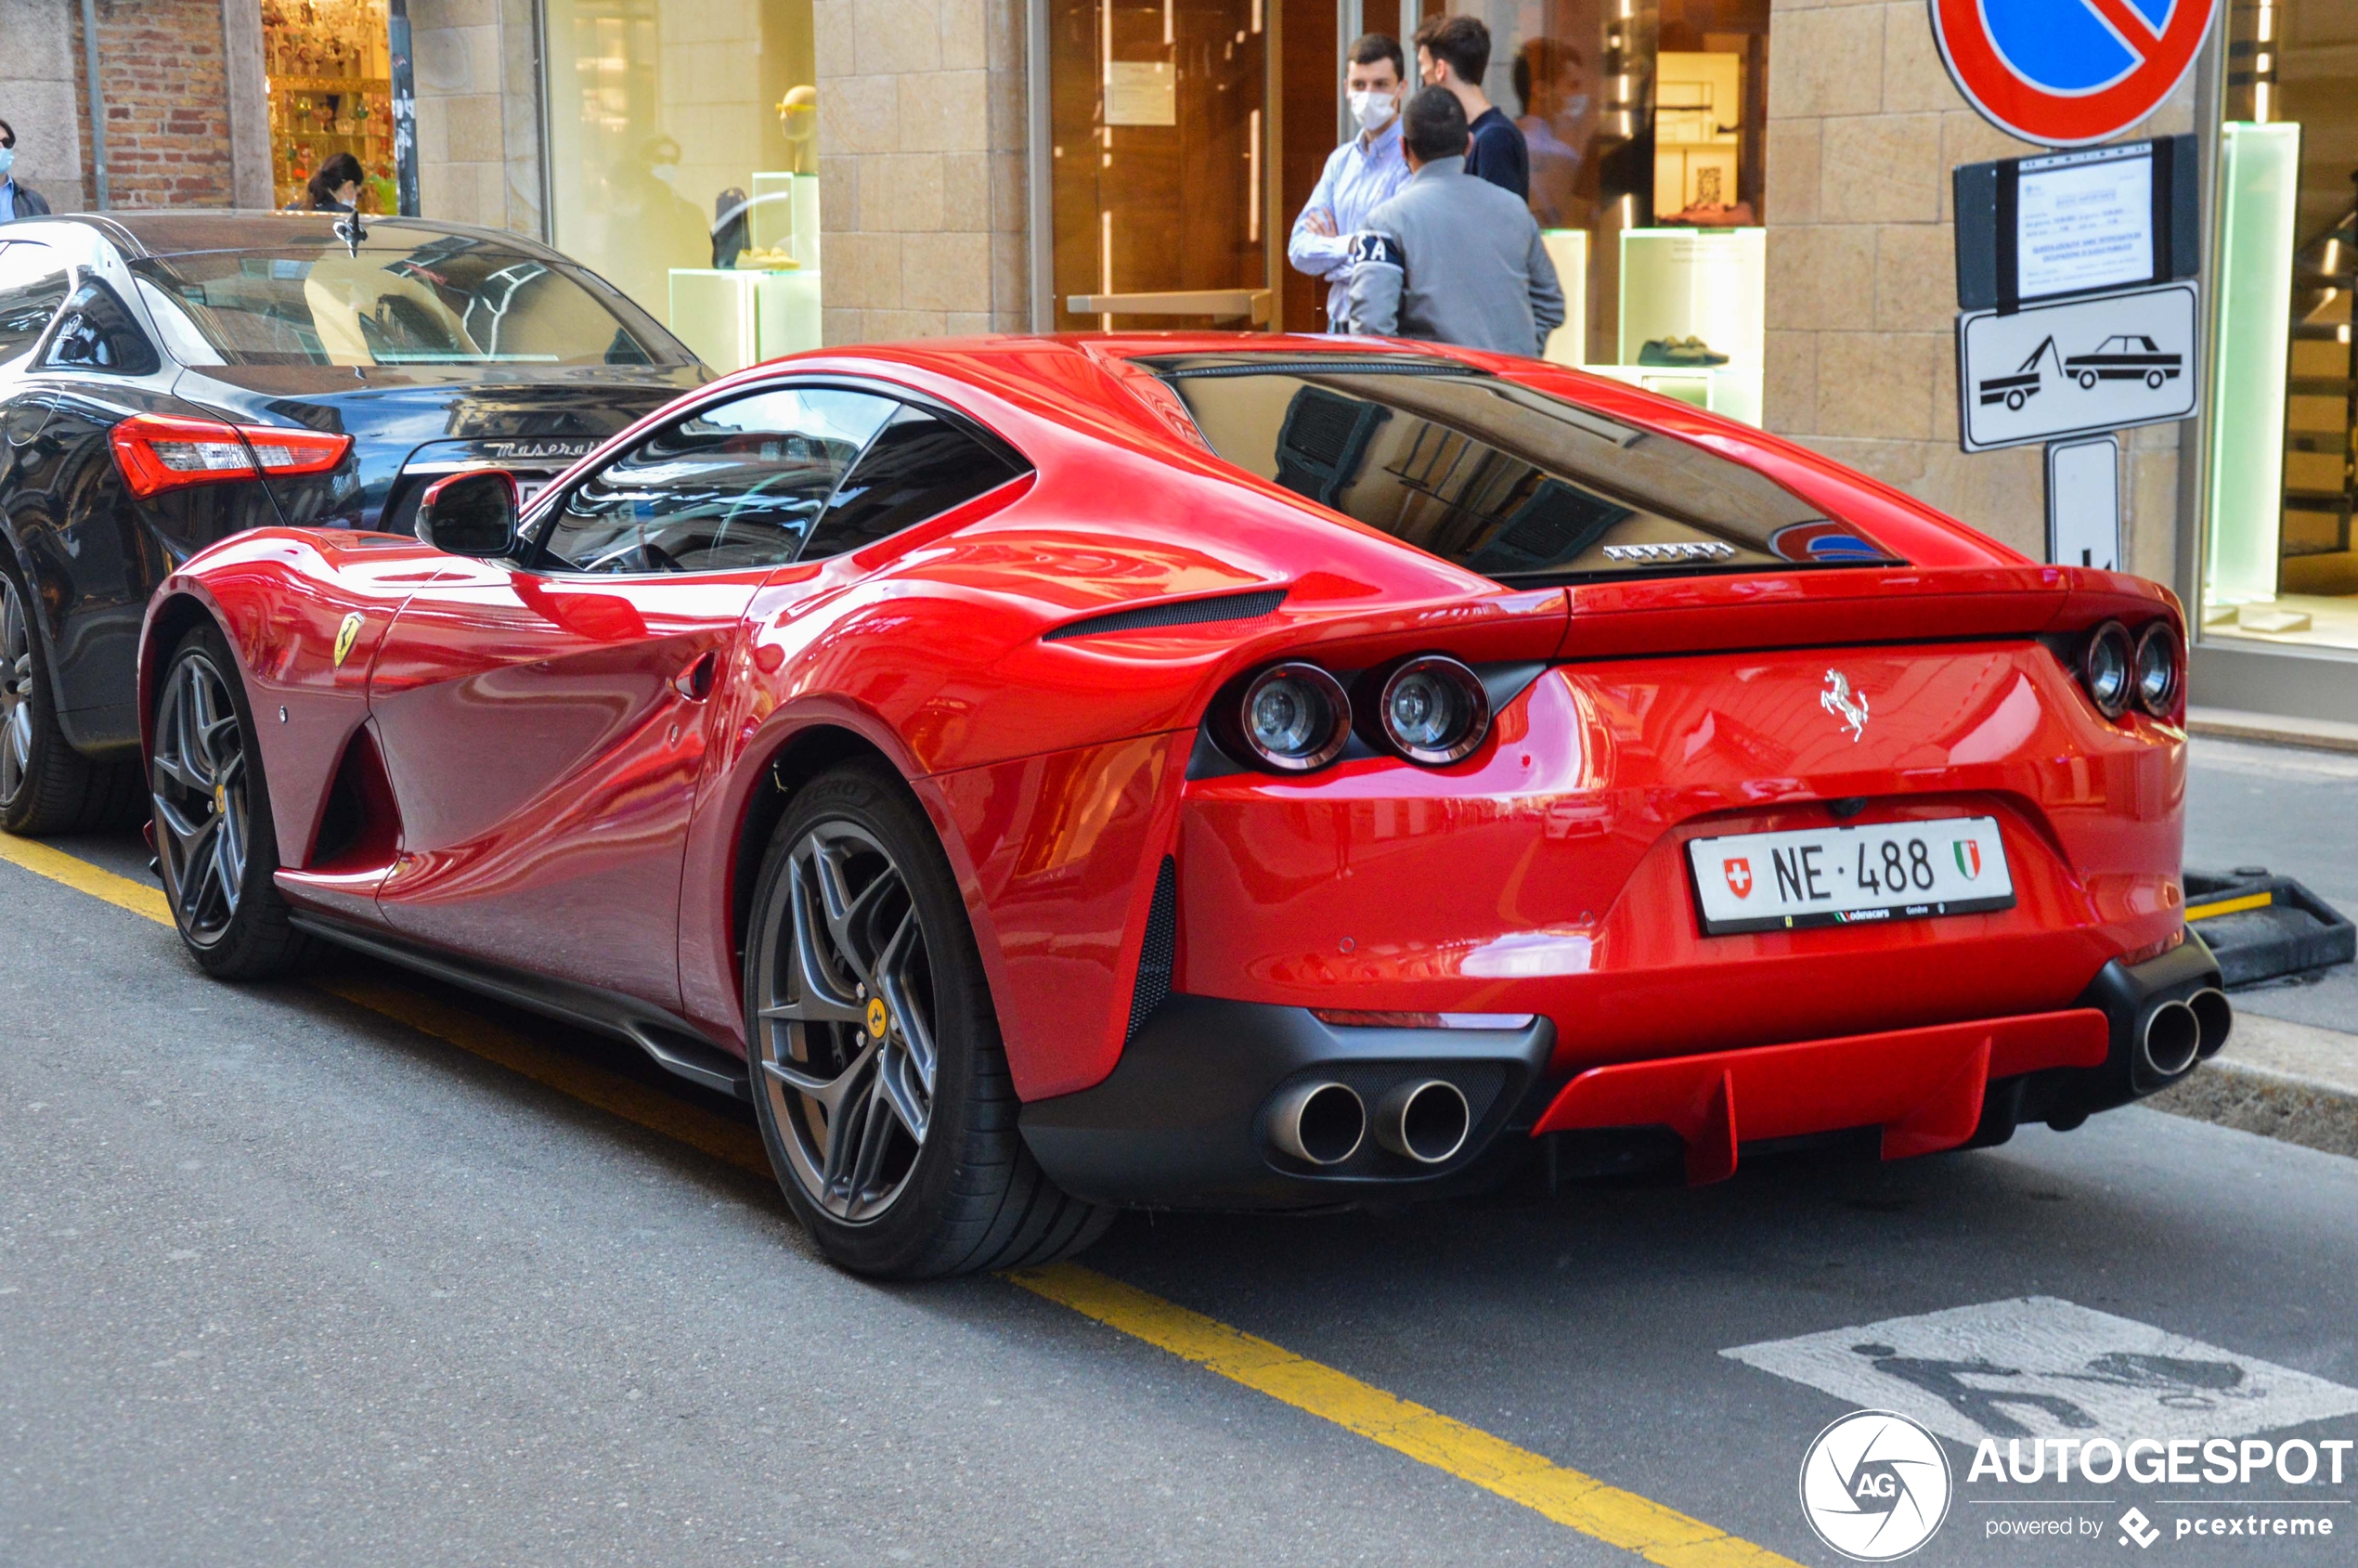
(1125, 857, 1179, 1043)
(1044, 589, 1286, 641)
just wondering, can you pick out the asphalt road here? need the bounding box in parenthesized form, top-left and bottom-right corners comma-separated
(4, 736, 2354, 1567)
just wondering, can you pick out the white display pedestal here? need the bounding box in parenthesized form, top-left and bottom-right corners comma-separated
(668, 268, 823, 373)
(1617, 227, 1766, 371)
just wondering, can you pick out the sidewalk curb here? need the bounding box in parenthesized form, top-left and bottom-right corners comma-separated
(2145, 1057, 2358, 1160)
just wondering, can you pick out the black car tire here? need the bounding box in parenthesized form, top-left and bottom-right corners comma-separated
(0, 554, 144, 836)
(150, 622, 313, 979)
(743, 760, 1113, 1278)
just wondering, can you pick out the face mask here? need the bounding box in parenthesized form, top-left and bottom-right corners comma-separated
(1349, 89, 1398, 136)
(0, 148, 15, 181)
(1562, 94, 1590, 123)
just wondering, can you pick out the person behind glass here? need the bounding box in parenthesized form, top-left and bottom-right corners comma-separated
(1414, 14, 1528, 202)
(0, 118, 53, 222)
(1342, 87, 1562, 359)
(304, 152, 365, 213)
(1286, 32, 1411, 332)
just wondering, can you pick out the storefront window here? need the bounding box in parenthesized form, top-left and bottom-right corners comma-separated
(2204, 0, 2358, 651)
(262, 0, 398, 214)
(1429, 0, 1770, 421)
(542, 0, 822, 372)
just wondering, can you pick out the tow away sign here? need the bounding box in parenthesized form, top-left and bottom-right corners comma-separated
(1957, 280, 2199, 452)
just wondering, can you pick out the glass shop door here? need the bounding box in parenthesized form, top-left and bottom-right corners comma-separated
(1048, 0, 1280, 331)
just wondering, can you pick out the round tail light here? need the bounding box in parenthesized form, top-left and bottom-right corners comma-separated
(1233, 663, 1351, 771)
(2080, 621, 2134, 719)
(2132, 621, 2182, 717)
(1373, 655, 1491, 765)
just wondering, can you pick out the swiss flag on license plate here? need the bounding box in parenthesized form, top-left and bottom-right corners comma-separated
(1723, 858, 1754, 898)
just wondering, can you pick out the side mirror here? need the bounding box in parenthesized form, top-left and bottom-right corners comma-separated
(416, 469, 519, 557)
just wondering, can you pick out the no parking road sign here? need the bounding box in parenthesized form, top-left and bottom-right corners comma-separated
(1931, 0, 2220, 148)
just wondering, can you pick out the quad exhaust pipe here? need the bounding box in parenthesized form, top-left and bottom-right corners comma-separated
(1374, 1079, 1471, 1165)
(2136, 1000, 2202, 1081)
(1266, 1081, 1367, 1166)
(2188, 987, 2233, 1059)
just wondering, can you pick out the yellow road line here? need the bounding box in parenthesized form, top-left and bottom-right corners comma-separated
(0, 831, 174, 926)
(1008, 1263, 1803, 1568)
(2185, 890, 2273, 922)
(0, 832, 767, 1176)
(11, 833, 1794, 1566)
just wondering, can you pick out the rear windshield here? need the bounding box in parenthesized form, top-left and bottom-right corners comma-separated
(127, 233, 685, 369)
(1145, 354, 1900, 582)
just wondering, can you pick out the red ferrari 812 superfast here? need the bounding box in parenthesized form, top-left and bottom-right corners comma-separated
(138, 336, 2229, 1276)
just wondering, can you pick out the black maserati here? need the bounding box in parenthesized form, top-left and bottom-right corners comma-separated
(0, 210, 709, 834)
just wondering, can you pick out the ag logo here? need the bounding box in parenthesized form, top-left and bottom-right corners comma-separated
(331, 612, 365, 669)
(1798, 1410, 1951, 1562)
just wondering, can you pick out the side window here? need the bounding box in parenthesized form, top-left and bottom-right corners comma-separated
(536, 387, 896, 575)
(801, 406, 1028, 560)
(0, 244, 70, 364)
(45, 278, 162, 376)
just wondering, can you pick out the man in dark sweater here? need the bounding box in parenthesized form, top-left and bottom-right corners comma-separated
(1414, 14, 1527, 202)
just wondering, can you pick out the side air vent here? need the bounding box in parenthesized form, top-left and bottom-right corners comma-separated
(1045, 589, 1286, 641)
(1125, 857, 1179, 1043)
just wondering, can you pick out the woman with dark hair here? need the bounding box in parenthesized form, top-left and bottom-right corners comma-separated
(304, 152, 365, 213)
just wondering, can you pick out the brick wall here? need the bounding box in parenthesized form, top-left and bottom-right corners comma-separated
(69, 0, 236, 208)
(813, 0, 1031, 342)
(1763, 0, 2196, 581)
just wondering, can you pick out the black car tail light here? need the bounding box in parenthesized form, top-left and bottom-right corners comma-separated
(110, 413, 351, 499)
(2078, 621, 2135, 719)
(1227, 662, 1351, 772)
(1368, 654, 1491, 765)
(2132, 621, 2183, 718)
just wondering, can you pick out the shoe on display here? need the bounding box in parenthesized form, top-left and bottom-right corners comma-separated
(1638, 336, 1730, 368)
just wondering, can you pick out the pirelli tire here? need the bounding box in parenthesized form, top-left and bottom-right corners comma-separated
(743, 760, 1114, 1278)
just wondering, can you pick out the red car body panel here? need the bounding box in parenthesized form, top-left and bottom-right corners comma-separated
(141, 331, 2206, 1198)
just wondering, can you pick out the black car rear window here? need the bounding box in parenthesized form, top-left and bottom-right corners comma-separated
(1143, 354, 1901, 582)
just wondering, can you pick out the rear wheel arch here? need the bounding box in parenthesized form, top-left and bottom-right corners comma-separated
(731, 723, 904, 974)
(141, 593, 221, 741)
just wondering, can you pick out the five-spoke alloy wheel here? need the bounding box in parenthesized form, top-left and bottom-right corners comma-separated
(756, 818, 939, 1223)
(744, 762, 1110, 1277)
(151, 644, 252, 944)
(149, 626, 310, 978)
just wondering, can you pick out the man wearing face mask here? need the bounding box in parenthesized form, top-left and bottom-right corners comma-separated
(0, 119, 54, 223)
(1287, 33, 1411, 332)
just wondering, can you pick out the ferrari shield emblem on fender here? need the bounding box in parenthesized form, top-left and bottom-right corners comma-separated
(1954, 840, 1983, 879)
(1724, 858, 1754, 899)
(332, 612, 364, 669)
(1820, 669, 1869, 742)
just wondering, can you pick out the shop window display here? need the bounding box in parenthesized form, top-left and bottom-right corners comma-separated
(542, 0, 821, 372)
(2204, 0, 2358, 651)
(1424, 0, 1769, 421)
(261, 0, 397, 213)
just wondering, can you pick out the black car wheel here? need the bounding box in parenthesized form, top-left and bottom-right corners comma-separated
(150, 624, 312, 978)
(0, 557, 141, 836)
(744, 761, 1112, 1277)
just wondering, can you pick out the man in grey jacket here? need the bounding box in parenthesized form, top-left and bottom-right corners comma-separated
(1342, 87, 1563, 358)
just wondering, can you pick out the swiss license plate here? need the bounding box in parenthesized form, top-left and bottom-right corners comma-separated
(1686, 817, 2015, 935)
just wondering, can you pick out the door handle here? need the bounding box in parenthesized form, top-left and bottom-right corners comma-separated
(672, 650, 718, 702)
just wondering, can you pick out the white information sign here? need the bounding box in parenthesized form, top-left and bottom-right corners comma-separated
(2046, 435, 2120, 570)
(1105, 61, 1176, 126)
(2017, 145, 2156, 301)
(1957, 280, 2198, 452)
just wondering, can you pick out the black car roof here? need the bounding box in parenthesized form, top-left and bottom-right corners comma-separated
(61, 210, 574, 265)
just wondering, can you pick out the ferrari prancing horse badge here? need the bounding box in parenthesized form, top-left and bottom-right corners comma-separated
(332, 612, 364, 668)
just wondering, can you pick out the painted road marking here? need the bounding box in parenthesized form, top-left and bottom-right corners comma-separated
(1724, 1297, 2358, 1443)
(2185, 890, 2273, 922)
(1013, 1262, 1803, 1568)
(6, 833, 1798, 1566)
